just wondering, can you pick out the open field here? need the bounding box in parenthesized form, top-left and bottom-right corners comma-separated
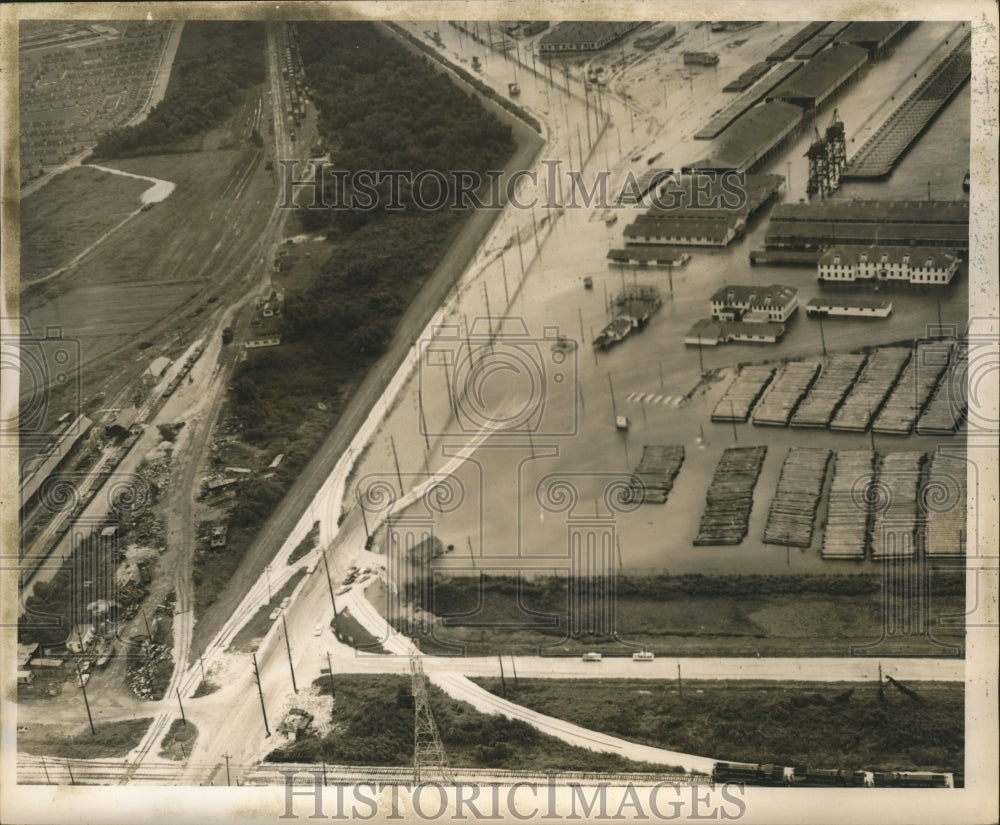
(266, 674, 676, 772)
(20, 166, 150, 281)
(18, 718, 153, 760)
(387, 573, 965, 657)
(225, 569, 307, 651)
(473, 678, 963, 772)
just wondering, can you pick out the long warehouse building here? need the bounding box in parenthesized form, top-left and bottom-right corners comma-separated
(766, 43, 869, 111)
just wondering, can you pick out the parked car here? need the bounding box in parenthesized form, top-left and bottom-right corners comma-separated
(268, 608, 281, 621)
(582, 652, 603, 662)
(633, 650, 655, 661)
(313, 622, 325, 636)
(335, 586, 351, 596)
(280, 597, 291, 609)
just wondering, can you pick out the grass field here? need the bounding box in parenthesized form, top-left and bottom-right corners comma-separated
(266, 675, 680, 773)
(391, 573, 965, 658)
(158, 718, 198, 760)
(472, 678, 963, 773)
(20, 165, 149, 282)
(18, 718, 153, 759)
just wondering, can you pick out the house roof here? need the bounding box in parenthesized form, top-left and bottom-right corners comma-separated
(710, 284, 798, 307)
(818, 245, 959, 268)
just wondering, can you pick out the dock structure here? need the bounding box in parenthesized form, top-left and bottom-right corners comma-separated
(686, 101, 803, 172)
(873, 341, 952, 435)
(763, 447, 832, 547)
(711, 365, 775, 422)
(722, 61, 773, 93)
(790, 353, 868, 428)
(765, 44, 868, 112)
(631, 445, 685, 504)
(766, 22, 829, 62)
(752, 361, 822, 426)
(870, 452, 926, 561)
(694, 446, 767, 546)
(762, 199, 970, 252)
(842, 32, 970, 179)
(916, 341, 968, 435)
(696, 62, 802, 139)
(924, 452, 967, 559)
(830, 347, 911, 432)
(821, 450, 875, 560)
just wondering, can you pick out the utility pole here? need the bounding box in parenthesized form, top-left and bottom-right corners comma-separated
(281, 614, 298, 693)
(483, 282, 493, 340)
(677, 663, 683, 698)
(223, 752, 232, 786)
(41, 756, 50, 784)
(358, 490, 371, 545)
(252, 653, 270, 737)
(510, 655, 519, 689)
(608, 372, 617, 417)
(140, 607, 152, 639)
(818, 314, 827, 356)
(500, 254, 510, 305)
(176, 687, 186, 724)
(498, 655, 507, 698)
(326, 651, 335, 697)
(467, 536, 476, 569)
(76, 662, 95, 735)
(322, 550, 338, 616)
(67, 760, 75, 785)
(578, 308, 585, 347)
(730, 400, 738, 442)
(616, 535, 624, 570)
(389, 435, 404, 498)
(515, 225, 525, 275)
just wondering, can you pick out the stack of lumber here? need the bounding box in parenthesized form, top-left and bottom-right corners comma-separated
(870, 451, 926, 561)
(711, 366, 775, 422)
(873, 341, 951, 435)
(631, 445, 685, 504)
(694, 446, 767, 545)
(924, 452, 967, 558)
(763, 447, 832, 547)
(821, 450, 875, 560)
(917, 341, 968, 435)
(791, 353, 868, 428)
(830, 347, 911, 432)
(752, 361, 821, 426)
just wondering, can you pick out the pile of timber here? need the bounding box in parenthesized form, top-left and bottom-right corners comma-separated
(711, 365, 775, 422)
(763, 447, 832, 547)
(752, 361, 821, 426)
(790, 353, 868, 428)
(830, 347, 911, 432)
(916, 341, 968, 435)
(870, 451, 926, 561)
(924, 451, 967, 558)
(631, 445, 686, 504)
(873, 341, 952, 435)
(694, 446, 767, 545)
(821, 450, 875, 560)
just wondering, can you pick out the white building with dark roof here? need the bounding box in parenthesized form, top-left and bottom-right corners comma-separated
(710, 284, 799, 323)
(817, 245, 959, 284)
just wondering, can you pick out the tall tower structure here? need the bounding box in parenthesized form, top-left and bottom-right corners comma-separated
(410, 655, 452, 783)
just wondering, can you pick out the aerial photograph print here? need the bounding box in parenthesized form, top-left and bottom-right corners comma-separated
(1, 2, 997, 824)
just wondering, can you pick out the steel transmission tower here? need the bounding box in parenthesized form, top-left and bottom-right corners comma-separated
(410, 655, 452, 783)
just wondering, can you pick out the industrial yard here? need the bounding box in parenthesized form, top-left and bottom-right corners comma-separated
(7, 9, 990, 814)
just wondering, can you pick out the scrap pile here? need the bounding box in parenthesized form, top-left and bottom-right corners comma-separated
(631, 445, 686, 504)
(763, 447, 832, 547)
(917, 341, 968, 435)
(694, 446, 767, 545)
(870, 452, 926, 561)
(821, 450, 875, 560)
(790, 353, 867, 428)
(924, 451, 967, 558)
(873, 341, 951, 435)
(711, 365, 775, 422)
(830, 347, 911, 431)
(752, 361, 821, 426)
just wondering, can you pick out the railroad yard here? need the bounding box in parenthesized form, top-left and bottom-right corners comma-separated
(10, 11, 988, 804)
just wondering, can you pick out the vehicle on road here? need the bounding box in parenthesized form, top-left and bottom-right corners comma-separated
(582, 652, 602, 662)
(268, 608, 281, 621)
(633, 649, 655, 661)
(335, 585, 351, 596)
(313, 622, 324, 636)
(280, 597, 291, 609)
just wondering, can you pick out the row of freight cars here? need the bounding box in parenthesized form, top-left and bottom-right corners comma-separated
(712, 761, 957, 787)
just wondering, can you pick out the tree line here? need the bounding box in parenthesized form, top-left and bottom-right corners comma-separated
(90, 22, 265, 159)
